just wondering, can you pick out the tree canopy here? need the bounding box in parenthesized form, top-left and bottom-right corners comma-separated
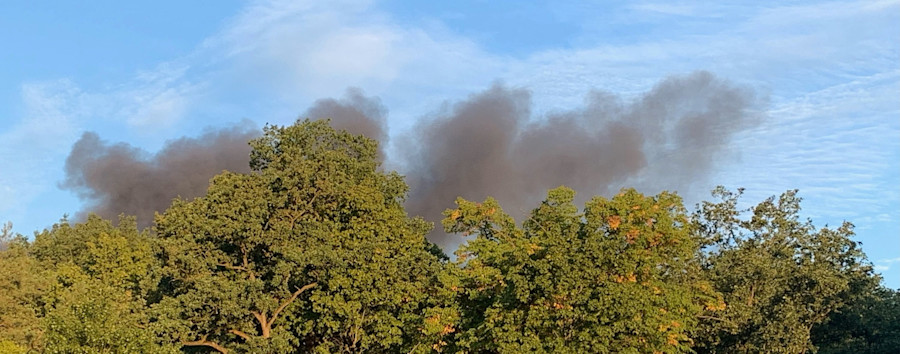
(149, 120, 450, 353)
(692, 188, 879, 353)
(0, 119, 896, 353)
(440, 187, 718, 353)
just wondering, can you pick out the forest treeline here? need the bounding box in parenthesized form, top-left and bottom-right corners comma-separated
(1, 120, 897, 353)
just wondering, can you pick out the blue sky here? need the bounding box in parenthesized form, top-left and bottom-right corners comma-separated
(1, 0, 897, 286)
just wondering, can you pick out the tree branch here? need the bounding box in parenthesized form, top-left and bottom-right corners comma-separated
(215, 246, 258, 280)
(252, 311, 267, 328)
(269, 282, 318, 327)
(289, 190, 319, 229)
(252, 311, 270, 338)
(229, 329, 252, 341)
(748, 284, 756, 306)
(304, 189, 322, 221)
(216, 263, 249, 272)
(183, 334, 228, 354)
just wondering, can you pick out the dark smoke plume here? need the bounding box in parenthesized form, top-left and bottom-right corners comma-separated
(401, 71, 763, 248)
(61, 72, 762, 249)
(304, 87, 388, 158)
(61, 123, 258, 228)
(61, 89, 388, 228)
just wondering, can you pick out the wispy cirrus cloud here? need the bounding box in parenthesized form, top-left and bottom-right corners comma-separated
(200, 0, 501, 106)
(874, 257, 900, 273)
(719, 70, 900, 221)
(0, 80, 82, 219)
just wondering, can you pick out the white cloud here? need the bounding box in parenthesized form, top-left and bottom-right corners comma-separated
(874, 257, 900, 273)
(0, 80, 82, 214)
(195, 0, 500, 104)
(716, 70, 900, 227)
(0, 62, 198, 231)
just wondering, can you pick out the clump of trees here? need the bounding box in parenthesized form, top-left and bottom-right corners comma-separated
(0, 120, 897, 353)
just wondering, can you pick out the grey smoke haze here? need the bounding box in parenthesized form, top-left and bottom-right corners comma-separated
(61, 72, 762, 248)
(402, 71, 762, 248)
(62, 123, 258, 228)
(304, 87, 388, 158)
(61, 89, 388, 228)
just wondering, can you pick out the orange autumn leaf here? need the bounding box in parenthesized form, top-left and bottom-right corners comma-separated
(626, 229, 639, 244)
(441, 324, 456, 335)
(608, 215, 621, 230)
(667, 333, 679, 345)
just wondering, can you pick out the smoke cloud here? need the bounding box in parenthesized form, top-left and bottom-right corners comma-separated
(401, 71, 762, 247)
(61, 71, 763, 248)
(304, 87, 388, 158)
(61, 89, 389, 228)
(61, 123, 258, 228)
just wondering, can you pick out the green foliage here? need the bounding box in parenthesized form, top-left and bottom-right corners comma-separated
(444, 187, 717, 353)
(0, 238, 50, 352)
(694, 187, 876, 353)
(43, 279, 176, 354)
(32, 215, 159, 297)
(32, 215, 161, 307)
(0, 215, 163, 353)
(152, 119, 449, 352)
(812, 286, 900, 353)
(0, 340, 26, 354)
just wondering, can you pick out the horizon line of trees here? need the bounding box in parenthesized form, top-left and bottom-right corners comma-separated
(1, 119, 898, 353)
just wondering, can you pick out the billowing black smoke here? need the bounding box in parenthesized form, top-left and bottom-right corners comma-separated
(61, 123, 258, 228)
(303, 87, 389, 159)
(61, 88, 388, 229)
(61, 72, 763, 247)
(402, 71, 763, 248)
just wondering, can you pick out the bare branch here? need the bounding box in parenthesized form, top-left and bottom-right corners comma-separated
(183, 334, 229, 354)
(229, 329, 252, 341)
(269, 282, 318, 327)
(252, 311, 267, 328)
